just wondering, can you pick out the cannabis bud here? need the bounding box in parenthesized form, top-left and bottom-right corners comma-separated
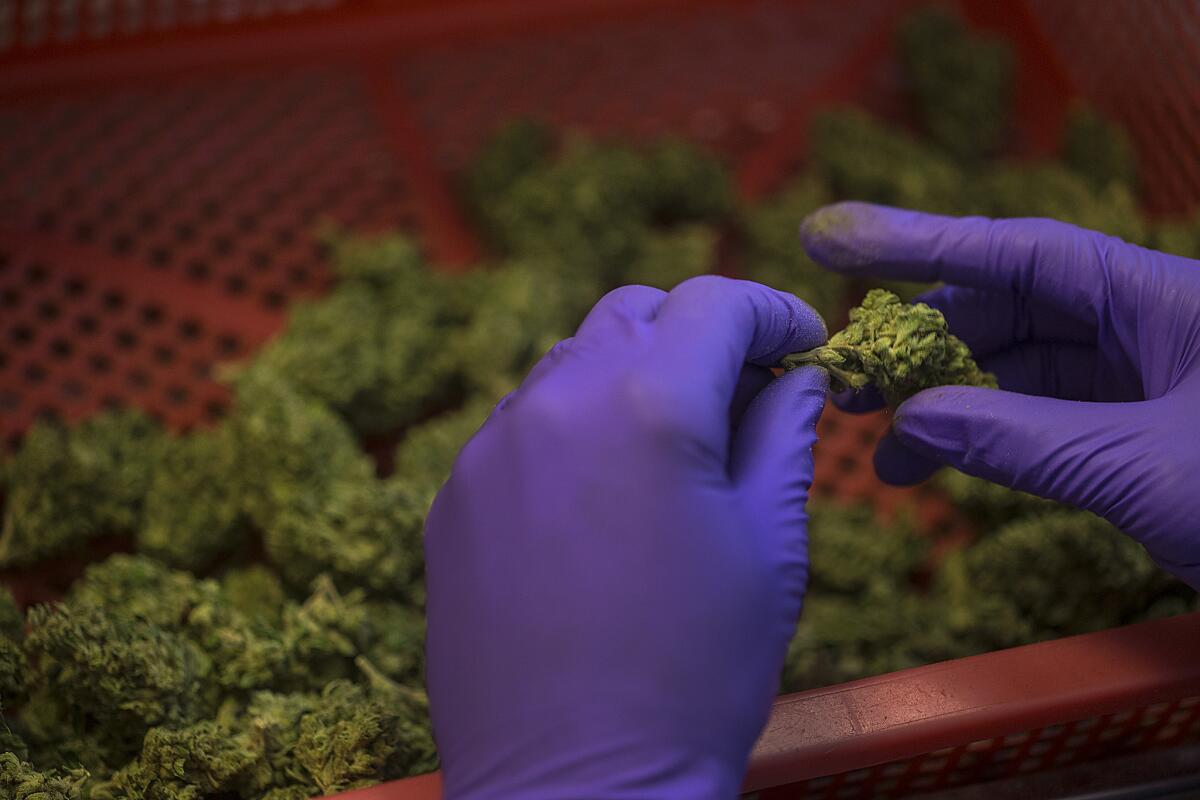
(783, 288, 996, 404)
(0, 752, 88, 800)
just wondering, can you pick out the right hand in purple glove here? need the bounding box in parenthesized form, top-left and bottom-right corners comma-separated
(800, 201, 1200, 589)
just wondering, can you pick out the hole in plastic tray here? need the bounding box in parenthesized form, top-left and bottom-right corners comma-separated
(101, 290, 125, 311)
(88, 353, 112, 374)
(139, 305, 164, 326)
(165, 384, 189, 406)
(75, 314, 99, 335)
(26, 262, 49, 285)
(152, 344, 176, 365)
(215, 334, 241, 356)
(10, 324, 34, 345)
(63, 277, 88, 298)
(38, 300, 61, 321)
(261, 288, 285, 309)
(920, 755, 948, 772)
(178, 318, 202, 340)
(204, 399, 227, 421)
(126, 368, 151, 389)
(225, 274, 249, 295)
(150, 246, 172, 267)
(24, 363, 47, 384)
(113, 328, 138, 350)
(187, 260, 211, 281)
(49, 338, 72, 359)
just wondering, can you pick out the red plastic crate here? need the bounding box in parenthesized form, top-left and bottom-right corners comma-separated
(2, 1, 1198, 797)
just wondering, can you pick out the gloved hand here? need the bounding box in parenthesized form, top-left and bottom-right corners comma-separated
(800, 201, 1200, 589)
(425, 276, 828, 799)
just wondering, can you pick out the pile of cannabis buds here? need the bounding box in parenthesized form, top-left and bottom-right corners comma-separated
(2, 7, 1198, 798)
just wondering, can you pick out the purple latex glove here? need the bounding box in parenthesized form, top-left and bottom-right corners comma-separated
(425, 277, 828, 799)
(800, 201, 1200, 588)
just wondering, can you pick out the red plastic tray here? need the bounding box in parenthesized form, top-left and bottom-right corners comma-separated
(3, 1, 1199, 797)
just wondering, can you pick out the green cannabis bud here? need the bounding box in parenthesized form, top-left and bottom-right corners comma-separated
(138, 427, 247, 571)
(971, 161, 1146, 245)
(225, 368, 375, 530)
(781, 503, 954, 691)
(782, 289, 996, 404)
(899, 7, 1014, 163)
(263, 479, 425, 600)
(0, 410, 163, 567)
(0, 588, 26, 706)
(392, 398, 494, 510)
(0, 752, 88, 800)
(621, 224, 719, 292)
(1149, 216, 1200, 262)
(444, 262, 589, 399)
(473, 132, 732, 287)
(288, 680, 436, 795)
(323, 228, 429, 289)
(936, 469, 1057, 528)
(246, 281, 458, 437)
(810, 109, 965, 215)
(94, 721, 263, 799)
(1061, 104, 1138, 192)
(24, 604, 215, 730)
(219, 566, 288, 628)
(95, 680, 434, 799)
(464, 119, 555, 225)
(936, 510, 1182, 650)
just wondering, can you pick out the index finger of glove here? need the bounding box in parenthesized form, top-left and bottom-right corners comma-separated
(800, 202, 1126, 331)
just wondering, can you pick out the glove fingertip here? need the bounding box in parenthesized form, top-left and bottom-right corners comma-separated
(799, 201, 883, 271)
(873, 431, 941, 486)
(831, 385, 886, 414)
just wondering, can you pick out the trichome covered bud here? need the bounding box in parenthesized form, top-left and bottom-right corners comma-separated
(782, 288, 996, 404)
(0, 410, 164, 567)
(0, 752, 88, 800)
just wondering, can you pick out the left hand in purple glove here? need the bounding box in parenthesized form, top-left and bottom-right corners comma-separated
(424, 277, 828, 799)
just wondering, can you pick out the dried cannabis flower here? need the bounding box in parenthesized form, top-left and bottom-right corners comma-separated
(780, 503, 952, 692)
(263, 479, 425, 600)
(0, 588, 25, 707)
(936, 510, 1181, 650)
(782, 289, 996, 405)
(1061, 104, 1138, 192)
(0, 752, 88, 800)
(138, 427, 247, 571)
(809, 109, 965, 215)
(899, 6, 1014, 163)
(0, 410, 163, 567)
(93, 680, 435, 799)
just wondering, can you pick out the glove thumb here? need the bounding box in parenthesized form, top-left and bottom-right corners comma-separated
(893, 385, 1138, 518)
